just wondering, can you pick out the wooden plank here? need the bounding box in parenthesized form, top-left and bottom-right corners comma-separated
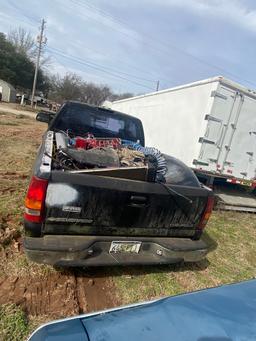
(70, 166, 148, 181)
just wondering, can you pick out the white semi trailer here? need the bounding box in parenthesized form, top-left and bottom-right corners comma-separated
(108, 76, 256, 190)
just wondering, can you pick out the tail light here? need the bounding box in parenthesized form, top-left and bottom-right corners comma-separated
(24, 176, 48, 223)
(198, 196, 214, 229)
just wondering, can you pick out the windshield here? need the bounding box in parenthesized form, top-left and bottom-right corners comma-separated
(51, 103, 144, 144)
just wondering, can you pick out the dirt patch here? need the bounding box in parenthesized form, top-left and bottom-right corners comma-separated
(0, 216, 21, 247)
(0, 270, 116, 319)
(0, 172, 28, 179)
(0, 113, 119, 328)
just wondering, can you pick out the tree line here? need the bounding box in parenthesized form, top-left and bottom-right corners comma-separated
(0, 27, 133, 105)
(0, 31, 47, 92)
(49, 73, 133, 106)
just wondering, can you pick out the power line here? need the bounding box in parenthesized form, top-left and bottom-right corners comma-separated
(46, 46, 156, 91)
(51, 54, 70, 73)
(7, 0, 170, 89)
(69, 1, 164, 59)
(68, 0, 174, 85)
(48, 46, 156, 84)
(46, 25, 172, 86)
(52, 34, 171, 86)
(67, 0, 215, 83)
(47, 47, 156, 91)
(7, 0, 166, 91)
(72, 0, 256, 88)
(8, 0, 256, 89)
(9, 0, 40, 25)
(3, 14, 34, 28)
(67, 4, 166, 83)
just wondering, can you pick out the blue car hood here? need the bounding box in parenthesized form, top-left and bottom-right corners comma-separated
(29, 279, 256, 341)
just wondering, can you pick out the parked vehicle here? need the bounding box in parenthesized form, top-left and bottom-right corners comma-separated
(28, 279, 256, 340)
(109, 76, 256, 188)
(24, 101, 215, 266)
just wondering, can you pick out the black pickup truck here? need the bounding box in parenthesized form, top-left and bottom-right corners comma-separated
(24, 101, 215, 266)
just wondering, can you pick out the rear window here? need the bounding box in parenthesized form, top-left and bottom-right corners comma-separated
(52, 104, 144, 144)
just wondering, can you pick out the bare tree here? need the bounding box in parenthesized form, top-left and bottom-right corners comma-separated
(49, 73, 112, 105)
(80, 83, 112, 106)
(48, 72, 134, 105)
(108, 92, 134, 101)
(8, 26, 50, 67)
(49, 73, 83, 102)
(8, 27, 36, 58)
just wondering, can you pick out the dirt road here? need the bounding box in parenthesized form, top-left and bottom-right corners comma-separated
(0, 103, 36, 119)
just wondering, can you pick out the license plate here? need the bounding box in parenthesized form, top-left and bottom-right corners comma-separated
(109, 241, 141, 254)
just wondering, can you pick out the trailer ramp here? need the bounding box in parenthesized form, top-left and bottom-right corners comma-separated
(215, 187, 256, 212)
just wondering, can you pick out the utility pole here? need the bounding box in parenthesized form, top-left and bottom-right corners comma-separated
(31, 19, 46, 107)
(156, 80, 160, 91)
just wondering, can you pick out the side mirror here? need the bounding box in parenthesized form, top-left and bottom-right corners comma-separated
(36, 111, 55, 124)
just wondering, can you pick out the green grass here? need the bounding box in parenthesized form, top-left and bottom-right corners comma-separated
(1, 211, 255, 340)
(0, 304, 48, 341)
(113, 211, 256, 304)
(0, 121, 19, 126)
(0, 113, 47, 277)
(1, 112, 256, 339)
(0, 304, 30, 341)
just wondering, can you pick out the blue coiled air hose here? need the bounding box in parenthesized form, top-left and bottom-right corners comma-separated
(121, 140, 167, 181)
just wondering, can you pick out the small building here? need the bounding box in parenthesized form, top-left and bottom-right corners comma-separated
(0, 79, 16, 103)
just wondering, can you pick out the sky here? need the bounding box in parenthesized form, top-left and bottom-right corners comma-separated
(0, 0, 256, 95)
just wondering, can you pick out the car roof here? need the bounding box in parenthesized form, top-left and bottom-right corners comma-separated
(29, 279, 256, 340)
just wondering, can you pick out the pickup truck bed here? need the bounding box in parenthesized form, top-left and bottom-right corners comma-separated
(24, 101, 215, 266)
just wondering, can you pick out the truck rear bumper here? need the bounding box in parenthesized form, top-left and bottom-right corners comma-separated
(24, 234, 216, 267)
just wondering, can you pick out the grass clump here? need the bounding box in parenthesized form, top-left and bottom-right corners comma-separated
(0, 304, 29, 341)
(113, 211, 256, 305)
